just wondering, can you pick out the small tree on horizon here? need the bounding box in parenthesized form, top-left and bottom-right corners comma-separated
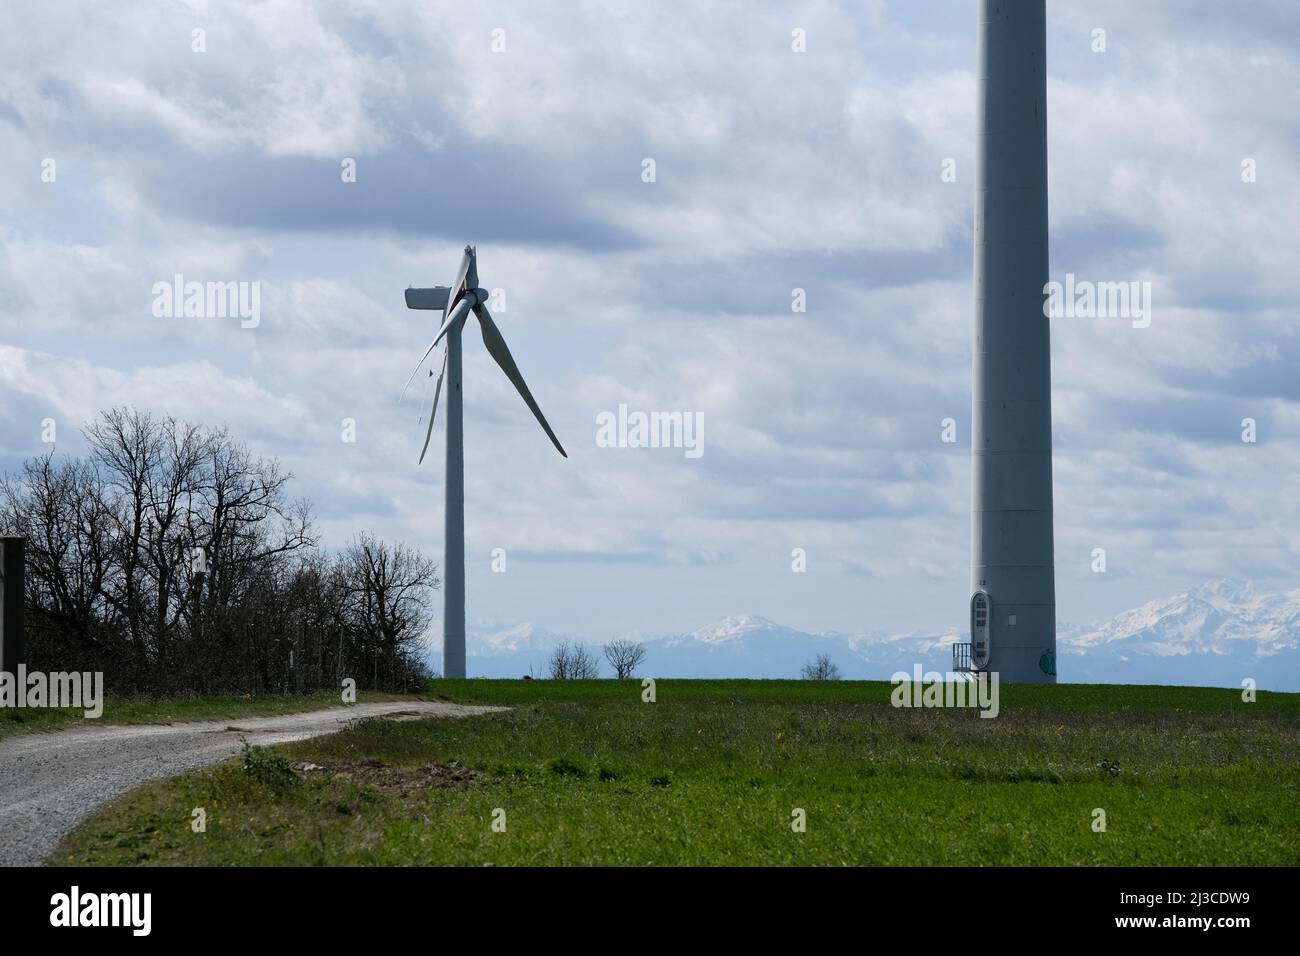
(801, 653, 842, 681)
(547, 640, 600, 679)
(603, 639, 647, 679)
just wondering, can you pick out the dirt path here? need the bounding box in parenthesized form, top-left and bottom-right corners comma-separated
(0, 700, 503, 866)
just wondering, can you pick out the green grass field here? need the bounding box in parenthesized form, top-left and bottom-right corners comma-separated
(55, 680, 1300, 866)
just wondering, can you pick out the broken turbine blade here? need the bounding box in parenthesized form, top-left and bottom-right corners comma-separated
(418, 345, 449, 465)
(399, 336, 441, 402)
(430, 294, 475, 348)
(400, 295, 474, 401)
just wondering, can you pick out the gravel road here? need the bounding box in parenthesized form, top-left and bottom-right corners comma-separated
(0, 700, 503, 866)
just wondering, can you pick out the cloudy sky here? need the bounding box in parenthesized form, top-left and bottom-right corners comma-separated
(2, 0, 1297, 649)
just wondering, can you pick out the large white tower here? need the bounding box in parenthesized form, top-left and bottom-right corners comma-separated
(969, 0, 1057, 683)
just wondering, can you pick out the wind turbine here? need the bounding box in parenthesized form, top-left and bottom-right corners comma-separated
(402, 245, 566, 679)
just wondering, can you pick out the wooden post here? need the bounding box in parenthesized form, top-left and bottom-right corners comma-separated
(1, 536, 26, 673)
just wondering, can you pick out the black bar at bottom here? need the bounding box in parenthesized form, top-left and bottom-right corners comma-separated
(0, 865, 1285, 941)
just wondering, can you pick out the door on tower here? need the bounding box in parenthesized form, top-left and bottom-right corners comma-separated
(971, 590, 991, 669)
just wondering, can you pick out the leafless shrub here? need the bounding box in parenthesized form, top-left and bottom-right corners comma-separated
(801, 653, 842, 681)
(548, 640, 600, 679)
(603, 639, 646, 679)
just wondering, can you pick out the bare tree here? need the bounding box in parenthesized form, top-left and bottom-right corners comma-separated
(571, 644, 600, 679)
(603, 639, 646, 679)
(547, 642, 573, 680)
(83, 407, 164, 675)
(801, 653, 842, 681)
(1, 406, 437, 695)
(548, 640, 600, 679)
(1, 452, 117, 672)
(337, 533, 440, 691)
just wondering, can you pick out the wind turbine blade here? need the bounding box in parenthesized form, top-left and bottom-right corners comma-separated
(400, 296, 474, 400)
(418, 346, 448, 465)
(400, 337, 440, 401)
(465, 246, 479, 291)
(473, 303, 567, 457)
(433, 294, 475, 346)
(450, 247, 473, 301)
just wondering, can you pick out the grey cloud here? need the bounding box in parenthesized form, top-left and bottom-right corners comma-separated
(131, 139, 638, 250)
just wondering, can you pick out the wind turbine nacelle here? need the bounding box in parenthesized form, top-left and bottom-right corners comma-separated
(405, 286, 452, 311)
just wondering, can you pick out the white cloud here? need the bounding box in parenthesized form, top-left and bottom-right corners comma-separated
(2, 0, 1298, 639)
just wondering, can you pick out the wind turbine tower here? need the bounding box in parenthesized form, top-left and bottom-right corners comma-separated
(968, 0, 1057, 683)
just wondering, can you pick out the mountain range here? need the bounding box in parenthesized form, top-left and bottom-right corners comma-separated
(434, 579, 1300, 691)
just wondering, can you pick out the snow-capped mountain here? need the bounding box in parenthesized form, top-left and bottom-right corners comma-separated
(432, 579, 1300, 690)
(1063, 579, 1300, 656)
(678, 615, 779, 646)
(1058, 579, 1300, 688)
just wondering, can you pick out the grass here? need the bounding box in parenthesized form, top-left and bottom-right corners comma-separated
(0, 689, 420, 741)
(54, 679, 1300, 866)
